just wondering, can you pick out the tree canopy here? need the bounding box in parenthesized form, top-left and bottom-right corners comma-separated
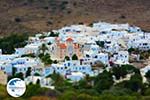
(0, 34, 28, 54)
(72, 54, 78, 60)
(94, 70, 114, 93)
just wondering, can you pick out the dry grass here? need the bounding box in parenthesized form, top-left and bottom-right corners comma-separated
(0, 0, 150, 36)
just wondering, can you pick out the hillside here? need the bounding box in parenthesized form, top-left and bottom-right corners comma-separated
(0, 0, 150, 36)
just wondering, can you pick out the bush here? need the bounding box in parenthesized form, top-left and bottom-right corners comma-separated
(59, 91, 77, 100)
(14, 17, 21, 22)
(43, 6, 49, 10)
(120, 15, 126, 19)
(72, 54, 78, 60)
(77, 93, 93, 100)
(39, 53, 53, 65)
(65, 56, 70, 61)
(0, 85, 8, 99)
(47, 20, 53, 25)
(0, 34, 28, 54)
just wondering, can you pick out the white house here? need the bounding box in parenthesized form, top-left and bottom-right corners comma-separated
(0, 62, 12, 75)
(15, 44, 40, 56)
(24, 43, 40, 54)
(0, 54, 19, 61)
(128, 39, 150, 50)
(66, 72, 85, 82)
(43, 37, 55, 44)
(43, 67, 54, 77)
(51, 60, 92, 76)
(113, 51, 129, 65)
(11, 57, 43, 75)
(127, 32, 150, 50)
(83, 51, 109, 65)
(108, 30, 127, 38)
(93, 22, 129, 32)
(24, 76, 54, 89)
(0, 54, 18, 75)
(104, 40, 120, 53)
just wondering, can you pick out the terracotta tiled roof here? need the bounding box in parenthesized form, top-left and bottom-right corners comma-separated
(59, 43, 67, 49)
(66, 37, 73, 42)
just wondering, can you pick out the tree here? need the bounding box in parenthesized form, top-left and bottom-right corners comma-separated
(121, 65, 137, 73)
(128, 48, 135, 53)
(14, 72, 24, 80)
(0, 34, 28, 54)
(102, 86, 133, 96)
(77, 79, 91, 89)
(50, 73, 64, 87)
(144, 87, 150, 96)
(112, 65, 137, 80)
(112, 66, 127, 80)
(34, 73, 40, 76)
(14, 17, 21, 22)
(77, 93, 93, 100)
(39, 44, 48, 54)
(65, 56, 70, 61)
(39, 53, 53, 65)
(94, 70, 114, 93)
(26, 67, 32, 77)
(23, 84, 41, 98)
(96, 41, 104, 48)
(72, 54, 78, 60)
(12, 67, 17, 76)
(145, 70, 150, 83)
(49, 32, 59, 37)
(53, 60, 58, 64)
(125, 73, 143, 92)
(59, 91, 77, 100)
(47, 42, 52, 45)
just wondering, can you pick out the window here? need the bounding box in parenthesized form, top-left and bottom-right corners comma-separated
(68, 63, 70, 66)
(120, 54, 123, 57)
(86, 54, 90, 58)
(143, 43, 148, 45)
(95, 55, 98, 58)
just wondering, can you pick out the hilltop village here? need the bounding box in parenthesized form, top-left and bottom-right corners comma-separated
(0, 22, 150, 89)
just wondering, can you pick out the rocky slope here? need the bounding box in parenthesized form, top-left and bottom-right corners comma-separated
(0, 0, 150, 36)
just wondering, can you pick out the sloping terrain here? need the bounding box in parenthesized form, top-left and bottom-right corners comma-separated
(0, 0, 150, 36)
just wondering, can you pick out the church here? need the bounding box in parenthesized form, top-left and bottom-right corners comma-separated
(51, 37, 82, 60)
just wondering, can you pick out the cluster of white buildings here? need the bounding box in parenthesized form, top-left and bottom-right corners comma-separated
(1, 21, 150, 86)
